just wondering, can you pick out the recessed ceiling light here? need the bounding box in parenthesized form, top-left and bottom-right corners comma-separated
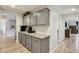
(72, 8, 76, 11)
(11, 5, 15, 7)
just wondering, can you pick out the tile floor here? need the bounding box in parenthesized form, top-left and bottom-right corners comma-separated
(0, 35, 30, 53)
(54, 34, 79, 53)
(0, 33, 79, 53)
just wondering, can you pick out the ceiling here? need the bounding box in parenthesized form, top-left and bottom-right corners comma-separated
(50, 5, 79, 14)
(0, 5, 79, 15)
(0, 5, 45, 14)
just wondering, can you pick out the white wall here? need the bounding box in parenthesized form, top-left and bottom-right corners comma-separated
(16, 14, 22, 42)
(0, 19, 7, 35)
(48, 11, 58, 52)
(63, 14, 79, 26)
(58, 16, 65, 42)
(33, 26, 49, 33)
(69, 21, 77, 26)
(46, 6, 65, 52)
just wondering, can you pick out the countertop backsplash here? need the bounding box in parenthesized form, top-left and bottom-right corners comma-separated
(32, 26, 49, 34)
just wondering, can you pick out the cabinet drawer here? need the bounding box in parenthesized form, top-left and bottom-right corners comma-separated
(32, 40, 41, 53)
(32, 39, 40, 45)
(25, 35, 32, 50)
(32, 45, 41, 53)
(26, 35, 31, 38)
(32, 38, 41, 53)
(32, 37, 40, 41)
(21, 34, 25, 37)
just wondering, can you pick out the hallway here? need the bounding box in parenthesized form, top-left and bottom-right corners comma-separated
(54, 34, 79, 53)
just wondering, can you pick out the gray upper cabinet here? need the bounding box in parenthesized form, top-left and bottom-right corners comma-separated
(23, 16, 26, 25)
(36, 8, 49, 25)
(23, 15, 31, 25)
(23, 8, 49, 26)
(30, 13, 37, 25)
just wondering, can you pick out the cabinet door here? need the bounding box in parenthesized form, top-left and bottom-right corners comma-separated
(23, 15, 31, 25)
(32, 37, 41, 53)
(18, 32, 22, 43)
(37, 8, 49, 25)
(26, 15, 31, 25)
(23, 17, 26, 25)
(25, 35, 32, 50)
(41, 38, 49, 53)
(30, 13, 37, 25)
(21, 33, 26, 46)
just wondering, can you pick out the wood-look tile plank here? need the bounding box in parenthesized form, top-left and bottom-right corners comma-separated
(54, 34, 79, 53)
(0, 35, 30, 53)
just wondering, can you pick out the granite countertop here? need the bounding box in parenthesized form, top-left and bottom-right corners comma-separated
(19, 31, 50, 39)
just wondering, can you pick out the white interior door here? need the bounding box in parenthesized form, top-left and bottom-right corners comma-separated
(6, 19, 16, 38)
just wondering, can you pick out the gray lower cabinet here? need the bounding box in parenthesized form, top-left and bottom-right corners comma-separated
(41, 37, 49, 53)
(31, 38, 41, 53)
(21, 33, 26, 46)
(18, 32, 22, 43)
(31, 37, 49, 53)
(18, 32, 49, 53)
(25, 35, 32, 50)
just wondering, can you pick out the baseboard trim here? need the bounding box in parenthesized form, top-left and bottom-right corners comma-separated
(49, 43, 60, 53)
(50, 39, 64, 53)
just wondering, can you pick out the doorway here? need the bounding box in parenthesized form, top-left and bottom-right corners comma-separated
(0, 13, 16, 40)
(6, 19, 16, 40)
(65, 21, 79, 38)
